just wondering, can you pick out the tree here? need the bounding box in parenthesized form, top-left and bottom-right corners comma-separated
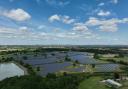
(73, 63, 76, 67)
(51, 53, 55, 56)
(46, 73, 56, 79)
(65, 55, 71, 61)
(118, 53, 124, 58)
(36, 66, 40, 71)
(22, 56, 28, 60)
(93, 53, 99, 59)
(114, 72, 120, 79)
(75, 60, 79, 64)
(63, 72, 67, 76)
(92, 64, 95, 68)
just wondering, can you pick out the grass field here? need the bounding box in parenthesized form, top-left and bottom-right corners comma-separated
(78, 76, 111, 89)
(100, 56, 128, 62)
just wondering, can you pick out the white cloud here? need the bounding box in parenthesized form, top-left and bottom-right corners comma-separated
(38, 25, 46, 29)
(1, 8, 31, 21)
(0, 26, 46, 39)
(0, 23, 100, 43)
(85, 17, 128, 32)
(36, 0, 40, 3)
(97, 10, 111, 16)
(113, 38, 119, 41)
(62, 16, 75, 24)
(48, 14, 60, 22)
(85, 17, 128, 26)
(9, 0, 14, 2)
(73, 23, 88, 31)
(19, 26, 29, 34)
(111, 0, 118, 4)
(0, 26, 16, 34)
(49, 14, 75, 24)
(98, 3, 105, 6)
(0, 26, 31, 35)
(9, 0, 20, 2)
(99, 24, 118, 32)
(19, 26, 28, 30)
(85, 17, 101, 26)
(45, 0, 70, 6)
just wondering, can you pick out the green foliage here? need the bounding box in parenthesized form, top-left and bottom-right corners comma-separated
(0, 74, 86, 89)
(51, 53, 55, 56)
(22, 56, 28, 60)
(114, 72, 120, 79)
(118, 53, 124, 58)
(36, 66, 40, 71)
(93, 53, 100, 59)
(46, 73, 57, 79)
(65, 55, 71, 61)
(75, 60, 79, 64)
(0, 56, 14, 63)
(73, 63, 76, 66)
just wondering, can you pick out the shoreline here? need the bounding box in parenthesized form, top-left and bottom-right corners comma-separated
(12, 61, 28, 75)
(0, 61, 28, 75)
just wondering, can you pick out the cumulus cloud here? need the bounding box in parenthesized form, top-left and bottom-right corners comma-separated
(73, 23, 88, 31)
(0, 26, 30, 35)
(0, 26, 17, 34)
(49, 14, 75, 24)
(48, 15, 99, 40)
(19, 26, 28, 30)
(45, 0, 70, 6)
(98, 3, 105, 6)
(9, 0, 14, 2)
(99, 24, 118, 32)
(97, 10, 111, 16)
(62, 16, 75, 24)
(111, 0, 118, 4)
(0, 8, 31, 21)
(85, 17, 100, 26)
(36, 0, 40, 3)
(38, 25, 46, 29)
(85, 17, 128, 32)
(48, 14, 60, 22)
(0, 23, 99, 42)
(0, 26, 49, 40)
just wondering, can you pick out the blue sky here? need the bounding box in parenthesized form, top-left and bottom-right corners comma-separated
(0, 0, 128, 45)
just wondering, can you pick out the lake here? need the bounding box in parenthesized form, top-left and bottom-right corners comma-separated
(0, 63, 25, 81)
(5, 52, 120, 76)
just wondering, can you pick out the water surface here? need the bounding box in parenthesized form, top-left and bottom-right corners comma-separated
(0, 63, 25, 81)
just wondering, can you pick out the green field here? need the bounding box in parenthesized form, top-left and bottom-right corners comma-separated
(100, 56, 128, 62)
(78, 77, 111, 89)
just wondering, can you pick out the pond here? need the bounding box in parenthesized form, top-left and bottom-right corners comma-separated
(95, 64, 119, 72)
(4, 52, 120, 76)
(0, 63, 25, 81)
(69, 54, 97, 64)
(35, 62, 72, 76)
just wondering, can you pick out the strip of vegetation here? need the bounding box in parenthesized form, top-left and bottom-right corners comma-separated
(0, 73, 89, 89)
(0, 56, 36, 75)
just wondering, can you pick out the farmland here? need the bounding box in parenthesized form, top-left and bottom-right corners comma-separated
(0, 46, 128, 89)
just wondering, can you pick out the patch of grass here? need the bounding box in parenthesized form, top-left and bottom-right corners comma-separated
(78, 76, 111, 89)
(100, 56, 128, 62)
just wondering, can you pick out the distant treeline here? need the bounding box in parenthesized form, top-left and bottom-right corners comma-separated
(34, 47, 128, 54)
(0, 47, 127, 55)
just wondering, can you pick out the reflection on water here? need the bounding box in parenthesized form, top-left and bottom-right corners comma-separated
(95, 64, 119, 72)
(36, 62, 71, 76)
(0, 63, 24, 81)
(5, 52, 120, 76)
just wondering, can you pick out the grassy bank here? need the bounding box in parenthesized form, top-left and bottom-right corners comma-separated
(78, 76, 110, 89)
